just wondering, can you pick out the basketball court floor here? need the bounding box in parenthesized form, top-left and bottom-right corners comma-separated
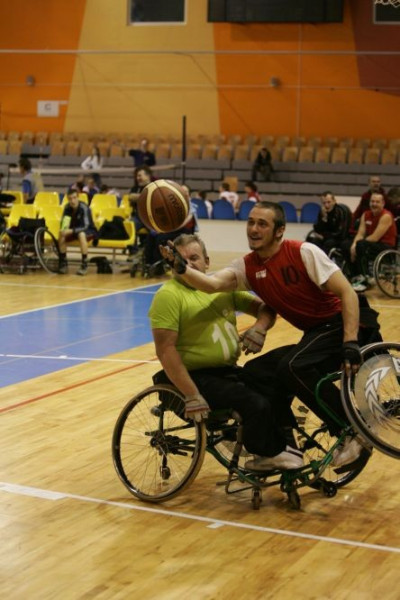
(1, 258, 399, 599)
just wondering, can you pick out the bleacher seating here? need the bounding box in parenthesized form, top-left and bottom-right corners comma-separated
(1, 131, 400, 221)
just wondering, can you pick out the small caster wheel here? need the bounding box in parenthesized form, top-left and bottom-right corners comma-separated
(252, 489, 262, 510)
(288, 490, 301, 510)
(160, 466, 171, 480)
(322, 482, 337, 498)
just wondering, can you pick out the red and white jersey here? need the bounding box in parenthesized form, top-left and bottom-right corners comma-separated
(364, 209, 397, 247)
(227, 240, 342, 331)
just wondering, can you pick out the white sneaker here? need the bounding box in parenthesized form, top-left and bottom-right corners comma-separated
(352, 281, 367, 293)
(351, 275, 366, 284)
(332, 436, 363, 468)
(245, 446, 303, 471)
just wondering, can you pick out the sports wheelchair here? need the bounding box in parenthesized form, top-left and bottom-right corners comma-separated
(0, 217, 46, 274)
(112, 342, 400, 510)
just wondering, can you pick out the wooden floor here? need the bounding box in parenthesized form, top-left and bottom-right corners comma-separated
(1, 252, 399, 600)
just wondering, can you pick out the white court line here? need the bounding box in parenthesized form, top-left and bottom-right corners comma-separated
(0, 281, 160, 320)
(0, 353, 159, 364)
(1, 481, 399, 555)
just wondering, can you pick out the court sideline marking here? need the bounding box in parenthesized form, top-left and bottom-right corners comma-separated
(1, 481, 399, 555)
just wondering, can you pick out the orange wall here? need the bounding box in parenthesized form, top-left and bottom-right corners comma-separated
(0, 0, 86, 132)
(1, 0, 400, 139)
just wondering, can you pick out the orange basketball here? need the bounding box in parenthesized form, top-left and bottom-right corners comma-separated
(137, 179, 190, 233)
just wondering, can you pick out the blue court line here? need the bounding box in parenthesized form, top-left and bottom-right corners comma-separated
(0, 283, 162, 388)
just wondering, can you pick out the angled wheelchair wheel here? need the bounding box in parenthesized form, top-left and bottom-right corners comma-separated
(341, 342, 400, 459)
(373, 249, 400, 298)
(293, 401, 370, 488)
(34, 227, 60, 273)
(112, 385, 206, 502)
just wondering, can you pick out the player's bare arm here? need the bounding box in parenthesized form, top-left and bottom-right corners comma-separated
(324, 270, 359, 343)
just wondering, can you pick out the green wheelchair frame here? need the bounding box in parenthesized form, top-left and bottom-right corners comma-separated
(112, 342, 400, 510)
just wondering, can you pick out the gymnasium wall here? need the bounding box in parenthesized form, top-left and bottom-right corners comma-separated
(0, 0, 399, 139)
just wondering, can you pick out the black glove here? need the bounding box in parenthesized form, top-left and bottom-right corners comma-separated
(159, 244, 188, 274)
(171, 247, 188, 274)
(342, 341, 362, 369)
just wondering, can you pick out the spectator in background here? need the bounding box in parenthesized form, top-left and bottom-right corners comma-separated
(350, 175, 388, 234)
(244, 181, 261, 203)
(127, 165, 154, 254)
(306, 192, 350, 255)
(58, 189, 97, 276)
(344, 192, 397, 292)
(251, 147, 273, 182)
(218, 182, 239, 213)
(129, 138, 156, 168)
(81, 145, 103, 186)
(100, 183, 122, 205)
(82, 176, 100, 204)
(19, 158, 38, 204)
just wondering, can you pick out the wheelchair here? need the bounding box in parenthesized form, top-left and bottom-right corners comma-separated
(373, 243, 400, 299)
(0, 217, 46, 274)
(112, 342, 400, 510)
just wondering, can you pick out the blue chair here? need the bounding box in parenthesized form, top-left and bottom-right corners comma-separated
(300, 202, 321, 223)
(279, 201, 298, 223)
(191, 198, 209, 219)
(212, 199, 236, 220)
(237, 200, 255, 221)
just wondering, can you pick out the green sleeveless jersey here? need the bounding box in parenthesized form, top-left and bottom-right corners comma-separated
(149, 278, 255, 370)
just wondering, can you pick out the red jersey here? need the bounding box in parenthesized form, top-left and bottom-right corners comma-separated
(243, 240, 342, 331)
(363, 209, 397, 247)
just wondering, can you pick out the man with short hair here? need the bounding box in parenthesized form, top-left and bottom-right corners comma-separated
(162, 202, 381, 469)
(347, 192, 397, 292)
(306, 191, 350, 254)
(58, 189, 97, 276)
(149, 233, 303, 471)
(351, 175, 387, 233)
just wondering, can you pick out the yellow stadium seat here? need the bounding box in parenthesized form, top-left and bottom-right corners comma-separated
(7, 204, 37, 227)
(120, 195, 132, 218)
(90, 194, 118, 219)
(33, 192, 60, 211)
(95, 207, 126, 228)
(44, 218, 61, 238)
(37, 205, 63, 222)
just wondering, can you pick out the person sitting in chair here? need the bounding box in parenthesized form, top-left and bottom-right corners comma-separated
(58, 189, 97, 276)
(306, 192, 350, 255)
(344, 193, 397, 292)
(149, 233, 303, 471)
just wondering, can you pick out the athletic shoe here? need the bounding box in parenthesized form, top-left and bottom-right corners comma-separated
(351, 275, 366, 284)
(76, 263, 88, 276)
(352, 281, 367, 293)
(332, 436, 363, 468)
(58, 262, 68, 275)
(245, 446, 304, 471)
